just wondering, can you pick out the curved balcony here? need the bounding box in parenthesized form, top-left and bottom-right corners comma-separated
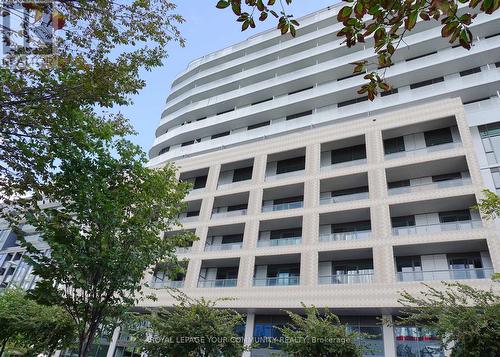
(253, 276, 300, 287)
(319, 230, 371, 242)
(392, 220, 482, 236)
(197, 278, 238, 288)
(396, 268, 494, 282)
(318, 273, 374, 285)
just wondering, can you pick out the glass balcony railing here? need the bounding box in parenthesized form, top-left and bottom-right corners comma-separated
(257, 236, 302, 247)
(319, 230, 371, 242)
(217, 180, 250, 190)
(179, 216, 199, 224)
(392, 220, 482, 236)
(253, 276, 300, 286)
(385, 141, 462, 160)
(388, 178, 472, 195)
(396, 268, 494, 282)
(320, 192, 369, 205)
(262, 201, 303, 212)
(321, 158, 367, 171)
(205, 242, 243, 251)
(319, 273, 374, 285)
(175, 247, 192, 254)
(265, 169, 305, 181)
(197, 278, 238, 288)
(211, 209, 247, 219)
(187, 187, 205, 196)
(150, 280, 184, 289)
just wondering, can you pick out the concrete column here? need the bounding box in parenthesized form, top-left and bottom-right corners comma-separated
(306, 143, 320, 175)
(252, 154, 267, 184)
(373, 245, 395, 284)
(247, 187, 263, 216)
(206, 163, 221, 193)
(382, 315, 396, 357)
(243, 219, 259, 250)
(192, 226, 208, 253)
(302, 211, 318, 245)
(106, 326, 121, 357)
(301, 250, 317, 287)
(184, 258, 202, 289)
(238, 255, 255, 288)
(242, 313, 255, 357)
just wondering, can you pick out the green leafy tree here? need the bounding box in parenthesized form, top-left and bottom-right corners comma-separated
(276, 305, 366, 357)
(216, 0, 499, 99)
(475, 189, 500, 220)
(0, 289, 76, 357)
(396, 281, 500, 356)
(10, 126, 195, 357)
(0, 0, 184, 209)
(135, 292, 246, 357)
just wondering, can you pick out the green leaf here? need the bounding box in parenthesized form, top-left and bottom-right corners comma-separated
(215, 0, 230, 9)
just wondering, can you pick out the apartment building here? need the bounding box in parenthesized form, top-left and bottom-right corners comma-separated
(1, 3, 500, 357)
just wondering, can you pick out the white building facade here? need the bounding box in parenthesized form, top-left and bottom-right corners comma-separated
(142, 4, 500, 357)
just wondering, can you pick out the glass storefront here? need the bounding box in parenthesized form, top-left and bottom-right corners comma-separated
(395, 326, 444, 357)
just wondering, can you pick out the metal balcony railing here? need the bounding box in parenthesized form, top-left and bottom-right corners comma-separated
(211, 209, 247, 219)
(321, 158, 367, 171)
(320, 192, 369, 204)
(197, 278, 238, 288)
(205, 242, 243, 251)
(262, 201, 303, 212)
(392, 220, 482, 236)
(257, 237, 302, 247)
(150, 280, 184, 289)
(396, 268, 494, 282)
(318, 273, 374, 285)
(319, 230, 371, 242)
(265, 169, 305, 181)
(385, 141, 462, 160)
(388, 178, 472, 195)
(253, 276, 300, 286)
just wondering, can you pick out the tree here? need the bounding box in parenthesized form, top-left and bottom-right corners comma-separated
(276, 305, 367, 357)
(0, 288, 76, 357)
(216, 0, 499, 99)
(135, 292, 246, 357)
(0, 0, 184, 211)
(475, 189, 500, 220)
(11, 124, 195, 357)
(396, 281, 500, 356)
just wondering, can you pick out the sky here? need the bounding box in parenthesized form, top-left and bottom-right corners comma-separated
(119, 1, 338, 155)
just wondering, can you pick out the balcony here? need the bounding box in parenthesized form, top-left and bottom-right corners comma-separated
(262, 201, 303, 212)
(386, 156, 472, 196)
(254, 254, 301, 287)
(319, 249, 374, 285)
(392, 219, 482, 236)
(217, 159, 254, 190)
(151, 261, 187, 289)
(211, 192, 249, 220)
(180, 168, 209, 195)
(257, 237, 301, 247)
(265, 148, 306, 181)
(262, 183, 304, 213)
(320, 135, 367, 171)
(205, 225, 245, 252)
(319, 209, 371, 242)
(178, 199, 202, 224)
(383, 118, 462, 160)
(258, 217, 303, 248)
(320, 173, 369, 205)
(396, 268, 494, 282)
(319, 230, 371, 242)
(198, 258, 239, 288)
(150, 280, 184, 289)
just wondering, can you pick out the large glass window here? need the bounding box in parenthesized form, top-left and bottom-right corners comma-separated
(275, 156, 305, 174)
(384, 136, 405, 154)
(270, 228, 302, 239)
(331, 144, 366, 164)
(438, 209, 471, 223)
(424, 127, 453, 147)
(391, 215, 416, 228)
(193, 175, 207, 189)
(232, 166, 253, 182)
(395, 327, 444, 357)
(332, 220, 371, 233)
(479, 122, 500, 165)
(331, 186, 369, 197)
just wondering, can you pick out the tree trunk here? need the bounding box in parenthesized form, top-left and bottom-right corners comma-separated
(0, 337, 9, 357)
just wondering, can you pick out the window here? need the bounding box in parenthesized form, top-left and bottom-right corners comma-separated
(388, 180, 411, 189)
(485, 32, 500, 39)
(479, 122, 500, 165)
(288, 86, 313, 95)
(391, 215, 416, 228)
(275, 156, 305, 174)
(193, 175, 207, 189)
(216, 267, 239, 280)
(332, 220, 371, 233)
(273, 196, 303, 205)
(424, 127, 453, 147)
(448, 253, 482, 270)
(396, 256, 422, 273)
(196, 116, 207, 121)
(463, 97, 490, 105)
(406, 51, 437, 62)
(332, 260, 373, 275)
(337, 72, 364, 81)
(227, 204, 247, 212)
(251, 97, 273, 106)
(267, 264, 300, 278)
(270, 228, 302, 239)
(432, 172, 461, 182)
(232, 166, 253, 182)
(211, 131, 230, 139)
(459, 67, 481, 77)
(186, 210, 200, 217)
(490, 167, 500, 194)
(217, 108, 234, 115)
(286, 110, 313, 121)
(181, 140, 195, 147)
(221, 234, 244, 244)
(159, 146, 170, 155)
(337, 96, 368, 108)
(331, 186, 368, 197)
(438, 209, 471, 223)
(384, 136, 405, 154)
(410, 77, 444, 89)
(248, 121, 270, 130)
(331, 144, 366, 164)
